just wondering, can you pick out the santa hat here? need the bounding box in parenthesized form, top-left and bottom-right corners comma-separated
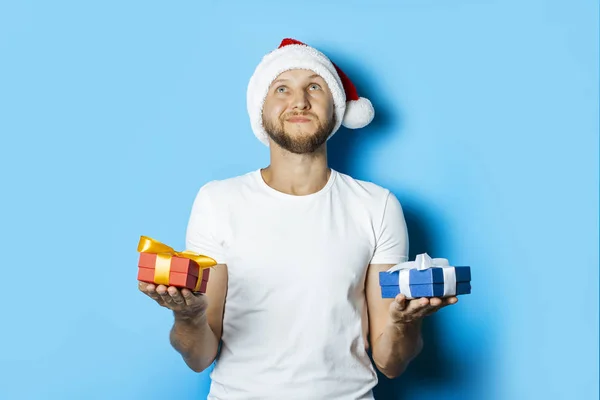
(247, 38, 375, 146)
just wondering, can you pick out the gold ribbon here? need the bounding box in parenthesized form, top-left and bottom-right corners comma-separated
(137, 235, 217, 291)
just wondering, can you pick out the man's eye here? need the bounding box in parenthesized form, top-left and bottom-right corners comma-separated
(276, 86, 287, 93)
(309, 84, 321, 90)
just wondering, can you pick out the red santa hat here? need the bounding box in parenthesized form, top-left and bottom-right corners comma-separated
(247, 38, 375, 146)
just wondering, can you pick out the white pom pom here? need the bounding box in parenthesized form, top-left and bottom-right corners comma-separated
(342, 97, 375, 129)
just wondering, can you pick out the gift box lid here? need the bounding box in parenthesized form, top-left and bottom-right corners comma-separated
(138, 252, 206, 278)
(379, 266, 471, 286)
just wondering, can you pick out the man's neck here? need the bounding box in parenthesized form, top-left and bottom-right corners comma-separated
(261, 146, 330, 196)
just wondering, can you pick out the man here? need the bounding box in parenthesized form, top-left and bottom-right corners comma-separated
(139, 38, 458, 399)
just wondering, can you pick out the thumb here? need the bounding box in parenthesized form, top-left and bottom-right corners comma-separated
(181, 288, 202, 306)
(390, 294, 407, 314)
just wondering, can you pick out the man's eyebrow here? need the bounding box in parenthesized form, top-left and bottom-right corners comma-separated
(271, 74, 323, 86)
(271, 78, 288, 86)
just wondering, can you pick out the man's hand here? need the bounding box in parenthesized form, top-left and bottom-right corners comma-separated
(389, 294, 458, 325)
(138, 281, 209, 321)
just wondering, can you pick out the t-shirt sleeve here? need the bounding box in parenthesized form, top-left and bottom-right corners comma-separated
(185, 183, 227, 264)
(370, 191, 409, 265)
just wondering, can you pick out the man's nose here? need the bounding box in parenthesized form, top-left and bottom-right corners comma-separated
(291, 91, 310, 110)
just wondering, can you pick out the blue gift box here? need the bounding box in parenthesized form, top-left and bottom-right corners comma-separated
(379, 266, 472, 298)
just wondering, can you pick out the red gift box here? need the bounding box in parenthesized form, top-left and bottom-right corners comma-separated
(137, 252, 210, 293)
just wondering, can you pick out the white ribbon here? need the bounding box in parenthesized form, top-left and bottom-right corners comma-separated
(387, 253, 456, 299)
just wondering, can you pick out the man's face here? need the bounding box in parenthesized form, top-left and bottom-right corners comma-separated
(262, 69, 335, 154)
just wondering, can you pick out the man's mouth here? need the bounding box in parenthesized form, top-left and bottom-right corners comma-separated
(286, 116, 312, 123)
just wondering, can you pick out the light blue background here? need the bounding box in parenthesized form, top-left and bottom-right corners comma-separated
(1, 1, 597, 399)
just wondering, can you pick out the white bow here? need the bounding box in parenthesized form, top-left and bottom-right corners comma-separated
(387, 253, 456, 299)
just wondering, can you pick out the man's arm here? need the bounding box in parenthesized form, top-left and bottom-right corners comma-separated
(140, 263, 228, 373)
(169, 263, 228, 372)
(365, 263, 457, 379)
(366, 263, 423, 379)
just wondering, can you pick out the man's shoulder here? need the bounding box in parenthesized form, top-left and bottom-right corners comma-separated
(195, 169, 259, 198)
(335, 170, 392, 201)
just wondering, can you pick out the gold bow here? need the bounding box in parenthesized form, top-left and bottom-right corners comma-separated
(137, 235, 217, 291)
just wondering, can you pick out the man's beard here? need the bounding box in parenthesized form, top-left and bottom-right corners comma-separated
(263, 113, 336, 154)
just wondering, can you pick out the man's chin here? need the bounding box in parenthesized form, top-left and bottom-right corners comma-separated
(267, 131, 328, 154)
(263, 118, 334, 153)
(283, 129, 318, 139)
(283, 123, 318, 135)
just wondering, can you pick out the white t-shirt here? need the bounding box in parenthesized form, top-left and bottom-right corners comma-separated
(185, 168, 409, 400)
